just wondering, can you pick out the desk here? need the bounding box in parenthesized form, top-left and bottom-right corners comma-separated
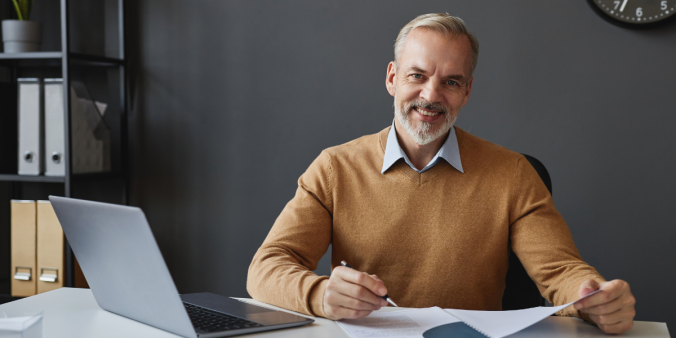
(0, 288, 669, 338)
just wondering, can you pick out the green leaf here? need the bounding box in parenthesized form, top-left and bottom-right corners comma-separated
(12, 0, 33, 21)
(11, 0, 24, 20)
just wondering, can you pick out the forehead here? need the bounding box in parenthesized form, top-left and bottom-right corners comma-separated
(398, 28, 472, 77)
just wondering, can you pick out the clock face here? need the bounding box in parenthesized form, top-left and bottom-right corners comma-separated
(591, 0, 676, 24)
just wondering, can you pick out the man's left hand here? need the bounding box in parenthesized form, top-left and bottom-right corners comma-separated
(574, 279, 636, 334)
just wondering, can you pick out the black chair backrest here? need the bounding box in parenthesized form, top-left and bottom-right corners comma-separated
(501, 154, 551, 310)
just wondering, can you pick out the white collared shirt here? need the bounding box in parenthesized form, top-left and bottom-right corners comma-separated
(381, 120, 464, 174)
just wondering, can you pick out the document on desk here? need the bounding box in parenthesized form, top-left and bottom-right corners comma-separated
(337, 289, 602, 338)
(337, 307, 459, 338)
(443, 289, 602, 338)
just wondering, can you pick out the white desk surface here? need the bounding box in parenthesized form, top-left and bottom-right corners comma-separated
(0, 288, 669, 338)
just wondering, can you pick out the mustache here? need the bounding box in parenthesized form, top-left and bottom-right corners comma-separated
(405, 99, 449, 115)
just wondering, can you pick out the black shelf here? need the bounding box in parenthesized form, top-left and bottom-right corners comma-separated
(0, 172, 125, 183)
(0, 52, 61, 67)
(0, 174, 66, 183)
(0, 52, 124, 67)
(0, 51, 62, 59)
(71, 53, 124, 66)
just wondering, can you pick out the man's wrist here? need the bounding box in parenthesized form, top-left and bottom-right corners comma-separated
(309, 278, 330, 318)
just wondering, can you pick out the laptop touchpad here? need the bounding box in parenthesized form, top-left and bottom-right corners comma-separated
(181, 292, 273, 315)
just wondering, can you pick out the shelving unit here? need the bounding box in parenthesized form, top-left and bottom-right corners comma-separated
(0, 0, 127, 302)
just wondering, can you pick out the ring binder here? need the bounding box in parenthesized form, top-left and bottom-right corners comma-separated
(17, 78, 43, 176)
(44, 78, 66, 176)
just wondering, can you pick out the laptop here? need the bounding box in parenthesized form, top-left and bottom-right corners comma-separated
(49, 196, 314, 338)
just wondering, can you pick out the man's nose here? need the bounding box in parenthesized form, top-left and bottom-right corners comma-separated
(420, 81, 443, 104)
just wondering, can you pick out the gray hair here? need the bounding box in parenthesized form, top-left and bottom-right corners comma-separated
(394, 13, 479, 76)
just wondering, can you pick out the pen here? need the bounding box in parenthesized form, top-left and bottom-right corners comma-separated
(340, 260, 398, 307)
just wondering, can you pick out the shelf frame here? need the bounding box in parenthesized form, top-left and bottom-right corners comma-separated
(60, 0, 75, 289)
(0, 0, 128, 292)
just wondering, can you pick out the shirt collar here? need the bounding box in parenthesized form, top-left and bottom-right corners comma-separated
(381, 120, 464, 174)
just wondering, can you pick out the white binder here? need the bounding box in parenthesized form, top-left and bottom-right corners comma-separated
(17, 78, 43, 176)
(44, 79, 65, 177)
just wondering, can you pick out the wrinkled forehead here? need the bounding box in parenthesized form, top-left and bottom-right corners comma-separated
(397, 28, 473, 78)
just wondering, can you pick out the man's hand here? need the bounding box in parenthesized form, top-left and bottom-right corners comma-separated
(323, 266, 389, 320)
(574, 279, 636, 334)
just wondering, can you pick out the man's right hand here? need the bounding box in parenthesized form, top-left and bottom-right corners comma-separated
(323, 266, 389, 320)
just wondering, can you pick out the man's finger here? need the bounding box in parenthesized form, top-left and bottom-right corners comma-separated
(589, 307, 635, 327)
(326, 296, 381, 312)
(325, 286, 383, 311)
(597, 320, 634, 334)
(575, 280, 626, 310)
(578, 279, 601, 298)
(333, 277, 388, 307)
(328, 306, 373, 320)
(335, 266, 388, 297)
(580, 294, 625, 315)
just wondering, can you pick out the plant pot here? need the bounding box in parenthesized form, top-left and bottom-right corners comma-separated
(2, 20, 41, 53)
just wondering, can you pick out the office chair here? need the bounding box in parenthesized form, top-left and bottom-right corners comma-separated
(501, 154, 551, 310)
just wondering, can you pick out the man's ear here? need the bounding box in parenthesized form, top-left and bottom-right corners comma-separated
(386, 61, 396, 97)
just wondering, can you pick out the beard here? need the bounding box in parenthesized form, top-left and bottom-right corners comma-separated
(394, 96, 458, 146)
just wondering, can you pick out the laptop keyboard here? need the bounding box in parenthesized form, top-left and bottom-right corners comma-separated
(184, 302, 265, 332)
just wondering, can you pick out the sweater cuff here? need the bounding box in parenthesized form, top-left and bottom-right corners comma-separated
(308, 278, 329, 318)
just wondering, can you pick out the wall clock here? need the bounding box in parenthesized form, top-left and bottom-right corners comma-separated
(587, 0, 676, 28)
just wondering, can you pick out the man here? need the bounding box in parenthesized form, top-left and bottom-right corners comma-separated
(247, 13, 636, 334)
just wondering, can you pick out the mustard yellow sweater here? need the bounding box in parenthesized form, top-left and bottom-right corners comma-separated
(247, 126, 604, 318)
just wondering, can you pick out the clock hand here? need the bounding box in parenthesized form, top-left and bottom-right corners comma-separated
(620, 0, 628, 12)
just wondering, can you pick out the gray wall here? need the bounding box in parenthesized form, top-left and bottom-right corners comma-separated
(127, 0, 676, 329)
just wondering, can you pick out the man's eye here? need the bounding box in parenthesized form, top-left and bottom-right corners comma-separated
(447, 80, 458, 86)
(413, 74, 423, 79)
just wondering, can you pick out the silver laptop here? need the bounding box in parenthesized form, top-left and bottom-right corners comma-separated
(49, 196, 314, 338)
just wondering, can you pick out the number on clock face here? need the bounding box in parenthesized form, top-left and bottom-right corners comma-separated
(593, 0, 676, 24)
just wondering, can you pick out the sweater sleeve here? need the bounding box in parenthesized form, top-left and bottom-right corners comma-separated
(509, 156, 605, 318)
(246, 151, 333, 317)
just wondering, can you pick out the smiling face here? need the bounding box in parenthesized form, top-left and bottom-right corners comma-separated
(386, 28, 474, 146)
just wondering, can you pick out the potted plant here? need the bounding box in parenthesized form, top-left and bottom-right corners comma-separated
(2, 0, 41, 53)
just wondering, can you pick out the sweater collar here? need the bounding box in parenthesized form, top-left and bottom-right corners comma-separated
(381, 120, 464, 174)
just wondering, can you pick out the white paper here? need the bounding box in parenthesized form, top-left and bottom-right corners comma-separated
(0, 313, 43, 338)
(444, 289, 602, 338)
(337, 307, 459, 338)
(0, 315, 42, 332)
